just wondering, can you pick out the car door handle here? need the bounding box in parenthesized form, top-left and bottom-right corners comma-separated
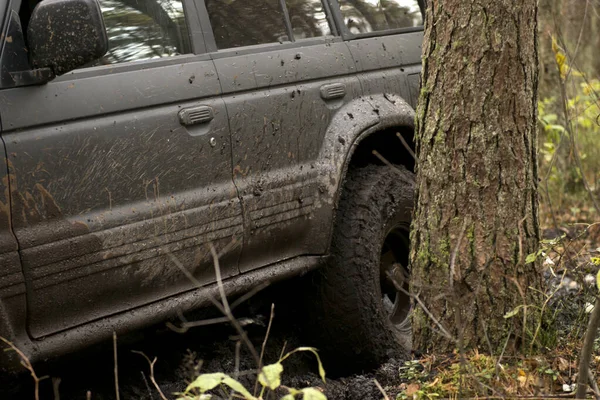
(178, 105, 214, 126)
(320, 83, 346, 100)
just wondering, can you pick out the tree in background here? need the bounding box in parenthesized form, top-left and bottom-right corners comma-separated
(410, 0, 542, 352)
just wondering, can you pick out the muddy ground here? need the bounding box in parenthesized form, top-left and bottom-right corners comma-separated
(2, 276, 408, 400)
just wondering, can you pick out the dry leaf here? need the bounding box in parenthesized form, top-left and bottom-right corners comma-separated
(406, 383, 420, 397)
(557, 357, 569, 372)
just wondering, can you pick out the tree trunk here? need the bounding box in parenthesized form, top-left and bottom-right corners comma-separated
(410, 0, 542, 353)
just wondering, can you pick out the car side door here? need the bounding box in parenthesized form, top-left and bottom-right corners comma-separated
(0, 0, 242, 338)
(204, 0, 363, 271)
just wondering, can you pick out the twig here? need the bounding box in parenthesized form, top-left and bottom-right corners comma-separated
(208, 244, 261, 365)
(0, 336, 46, 400)
(140, 371, 155, 400)
(230, 281, 271, 310)
(530, 276, 564, 353)
(395, 284, 455, 342)
(279, 341, 288, 361)
(576, 294, 600, 398)
(167, 249, 260, 366)
(254, 303, 276, 397)
(52, 377, 61, 400)
(588, 369, 600, 400)
(396, 132, 416, 159)
(230, 340, 242, 400)
(166, 316, 231, 333)
(480, 320, 497, 375)
(373, 379, 391, 400)
(132, 351, 169, 400)
(113, 331, 120, 400)
(496, 326, 513, 381)
(372, 150, 406, 177)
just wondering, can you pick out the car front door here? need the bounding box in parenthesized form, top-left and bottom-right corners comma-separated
(0, 0, 242, 338)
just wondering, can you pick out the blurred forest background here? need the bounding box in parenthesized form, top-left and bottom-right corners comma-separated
(538, 0, 600, 228)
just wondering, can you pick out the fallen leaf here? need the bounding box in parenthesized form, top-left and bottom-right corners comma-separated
(406, 383, 420, 397)
(557, 357, 569, 372)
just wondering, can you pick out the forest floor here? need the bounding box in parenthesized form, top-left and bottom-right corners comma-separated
(4, 216, 600, 400)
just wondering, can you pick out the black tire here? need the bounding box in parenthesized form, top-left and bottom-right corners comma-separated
(310, 163, 414, 373)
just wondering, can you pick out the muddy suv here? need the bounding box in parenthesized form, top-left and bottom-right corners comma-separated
(0, 0, 423, 373)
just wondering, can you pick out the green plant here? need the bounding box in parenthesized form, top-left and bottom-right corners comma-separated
(176, 347, 327, 400)
(399, 360, 429, 382)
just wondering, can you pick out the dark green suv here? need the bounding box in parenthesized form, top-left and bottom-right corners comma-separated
(0, 0, 423, 373)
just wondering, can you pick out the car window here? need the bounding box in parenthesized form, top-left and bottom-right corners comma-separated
(205, 0, 288, 50)
(286, 0, 331, 39)
(338, 0, 423, 34)
(94, 0, 191, 64)
(205, 0, 332, 50)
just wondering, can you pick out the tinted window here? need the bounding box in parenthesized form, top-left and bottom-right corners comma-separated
(339, 0, 422, 34)
(205, 0, 289, 49)
(287, 0, 331, 39)
(96, 0, 191, 64)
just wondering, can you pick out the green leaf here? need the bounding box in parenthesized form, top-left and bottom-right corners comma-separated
(186, 373, 225, 393)
(596, 269, 600, 292)
(185, 373, 257, 400)
(280, 395, 295, 400)
(504, 305, 522, 319)
(525, 252, 538, 264)
(280, 347, 326, 383)
(221, 376, 256, 399)
(259, 362, 283, 390)
(300, 388, 327, 400)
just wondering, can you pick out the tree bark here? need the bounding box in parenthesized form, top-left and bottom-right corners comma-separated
(410, 0, 542, 353)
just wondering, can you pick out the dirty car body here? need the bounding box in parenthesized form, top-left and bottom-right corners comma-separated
(0, 0, 423, 371)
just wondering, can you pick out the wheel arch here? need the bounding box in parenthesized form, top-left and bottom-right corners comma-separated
(320, 93, 416, 208)
(315, 93, 416, 253)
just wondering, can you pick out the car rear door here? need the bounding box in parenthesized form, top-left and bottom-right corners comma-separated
(332, 0, 424, 108)
(0, 0, 242, 338)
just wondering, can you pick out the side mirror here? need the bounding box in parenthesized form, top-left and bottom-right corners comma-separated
(27, 0, 108, 75)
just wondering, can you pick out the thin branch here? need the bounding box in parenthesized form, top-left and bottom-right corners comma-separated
(167, 246, 261, 367)
(576, 294, 600, 398)
(140, 371, 155, 400)
(588, 369, 600, 400)
(52, 377, 61, 400)
(396, 132, 416, 159)
(0, 336, 46, 400)
(496, 326, 512, 381)
(166, 316, 231, 333)
(113, 331, 120, 400)
(254, 303, 276, 397)
(230, 282, 271, 311)
(374, 379, 391, 400)
(372, 150, 406, 176)
(209, 244, 261, 366)
(394, 284, 455, 342)
(132, 351, 169, 400)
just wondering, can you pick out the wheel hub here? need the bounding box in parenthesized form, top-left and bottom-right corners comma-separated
(380, 226, 411, 329)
